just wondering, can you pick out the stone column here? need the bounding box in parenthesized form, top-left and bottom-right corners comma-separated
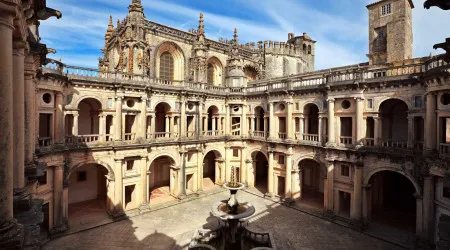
(241, 103, 247, 136)
(287, 102, 293, 140)
(240, 146, 247, 185)
(150, 114, 156, 137)
(268, 150, 274, 195)
(351, 163, 363, 222)
(99, 114, 106, 141)
(197, 149, 204, 192)
(285, 147, 293, 198)
(180, 100, 186, 137)
(114, 96, 123, 140)
(197, 102, 203, 138)
(292, 169, 301, 199)
(407, 115, 414, 148)
(225, 104, 230, 135)
(139, 96, 147, 138)
(256, 116, 260, 131)
(327, 99, 336, 146)
(264, 117, 268, 138)
(246, 159, 254, 187)
(140, 156, 149, 211)
(165, 116, 170, 137)
(415, 194, 424, 237)
(218, 158, 225, 184)
(225, 146, 231, 182)
(54, 93, 65, 144)
(178, 151, 187, 198)
(356, 97, 364, 146)
(373, 116, 380, 145)
(212, 116, 217, 132)
(12, 41, 26, 189)
(250, 116, 255, 134)
(269, 102, 275, 139)
(325, 161, 334, 213)
(72, 113, 79, 136)
(53, 166, 64, 228)
(425, 93, 437, 151)
(422, 176, 435, 240)
(24, 55, 36, 162)
(299, 116, 304, 140)
(362, 184, 372, 226)
(114, 159, 124, 213)
(318, 116, 323, 144)
(0, 5, 24, 248)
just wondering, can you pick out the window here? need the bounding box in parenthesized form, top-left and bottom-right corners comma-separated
(126, 160, 134, 171)
(42, 93, 52, 104)
(207, 63, 215, 85)
(341, 165, 350, 177)
(159, 52, 174, 80)
(233, 149, 239, 157)
(367, 99, 373, 109)
(341, 100, 351, 109)
(38, 171, 47, 185)
(414, 96, 422, 108)
(381, 3, 392, 16)
(77, 171, 87, 182)
(279, 155, 285, 165)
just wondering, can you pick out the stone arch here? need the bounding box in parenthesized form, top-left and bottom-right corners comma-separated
(148, 152, 179, 169)
(202, 149, 223, 187)
(376, 97, 411, 112)
(363, 168, 421, 196)
(206, 56, 224, 86)
(152, 101, 172, 112)
(243, 64, 260, 81)
(74, 96, 104, 110)
(301, 100, 323, 113)
(249, 148, 269, 161)
(155, 41, 185, 81)
(293, 155, 326, 172)
(254, 105, 266, 113)
(68, 159, 115, 182)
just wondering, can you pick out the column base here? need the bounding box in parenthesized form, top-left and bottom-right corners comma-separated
(415, 237, 433, 250)
(323, 210, 335, 219)
(139, 202, 150, 213)
(265, 192, 274, 199)
(325, 142, 336, 148)
(349, 218, 364, 230)
(177, 194, 187, 200)
(49, 223, 68, 238)
(282, 197, 295, 206)
(0, 218, 24, 250)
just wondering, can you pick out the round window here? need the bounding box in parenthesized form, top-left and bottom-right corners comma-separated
(441, 93, 450, 106)
(341, 100, 351, 109)
(42, 93, 52, 104)
(233, 106, 240, 112)
(126, 99, 135, 108)
(188, 103, 194, 110)
(278, 103, 285, 111)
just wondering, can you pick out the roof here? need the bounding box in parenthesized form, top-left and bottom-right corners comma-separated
(366, 0, 414, 9)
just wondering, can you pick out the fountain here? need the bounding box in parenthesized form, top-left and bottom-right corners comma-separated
(189, 166, 277, 250)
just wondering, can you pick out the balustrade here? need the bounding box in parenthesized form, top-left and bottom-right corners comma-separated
(38, 137, 53, 147)
(340, 136, 353, 145)
(253, 131, 266, 138)
(302, 134, 319, 142)
(124, 133, 136, 141)
(278, 132, 286, 140)
(380, 139, 407, 149)
(364, 138, 375, 146)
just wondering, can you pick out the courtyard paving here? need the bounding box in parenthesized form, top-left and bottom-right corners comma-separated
(43, 190, 404, 250)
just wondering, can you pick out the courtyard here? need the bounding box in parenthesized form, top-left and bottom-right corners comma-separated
(43, 190, 404, 250)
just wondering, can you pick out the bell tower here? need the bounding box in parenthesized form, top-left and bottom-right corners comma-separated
(367, 0, 414, 65)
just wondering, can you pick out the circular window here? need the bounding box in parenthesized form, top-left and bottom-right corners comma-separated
(188, 103, 194, 110)
(341, 100, 351, 109)
(233, 106, 240, 112)
(441, 93, 450, 106)
(126, 99, 135, 108)
(42, 93, 52, 104)
(278, 103, 285, 111)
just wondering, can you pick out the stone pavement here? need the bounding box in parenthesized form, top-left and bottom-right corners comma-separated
(43, 190, 404, 250)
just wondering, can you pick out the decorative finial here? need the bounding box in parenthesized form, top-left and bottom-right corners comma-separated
(233, 28, 239, 45)
(107, 15, 114, 31)
(117, 19, 120, 27)
(197, 12, 205, 36)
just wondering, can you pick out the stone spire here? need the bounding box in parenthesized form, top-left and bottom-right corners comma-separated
(105, 15, 114, 44)
(233, 28, 239, 46)
(197, 13, 205, 36)
(128, 0, 145, 17)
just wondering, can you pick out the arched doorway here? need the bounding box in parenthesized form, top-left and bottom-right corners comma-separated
(303, 103, 319, 141)
(243, 66, 259, 81)
(298, 159, 324, 210)
(253, 151, 268, 194)
(154, 102, 171, 138)
(67, 163, 113, 231)
(206, 57, 223, 85)
(379, 99, 409, 148)
(203, 151, 221, 190)
(367, 171, 416, 234)
(149, 156, 175, 203)
(78, 98, 102, 141)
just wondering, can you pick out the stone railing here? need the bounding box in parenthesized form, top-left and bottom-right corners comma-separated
(340, 136, 353, 145)
(253, 131, 266, 139)
(42, 55, 448, 97)
(303, 134, 319, 142)
(38, 137, 53, 147)
(278, 132, 286, 140)
(380, 139, 408, 149)
(364, 138, 375, 146)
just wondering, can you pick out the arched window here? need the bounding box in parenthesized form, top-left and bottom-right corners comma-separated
(207, 63, 215, 85)
(303, 44, 307, 53)
(159, 52, 174, 80)
(307, 45, 312, 55)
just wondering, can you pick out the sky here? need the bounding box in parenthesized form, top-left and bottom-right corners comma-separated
(40, 0, 450, 70)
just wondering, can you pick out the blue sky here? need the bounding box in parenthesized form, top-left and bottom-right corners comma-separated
(40, 0, 450, 70)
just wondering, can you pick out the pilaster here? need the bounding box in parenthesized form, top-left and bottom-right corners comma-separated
(326, 99, 336, 147)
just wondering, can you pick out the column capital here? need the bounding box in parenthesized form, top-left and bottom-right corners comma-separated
(327, 98, 335, 102)
(141, 96, 148, 101)
(13, 39, 28, 55)
(0, 3, 16, 30)
(115, 95, 123, 100)
(354, 96, 365, 101)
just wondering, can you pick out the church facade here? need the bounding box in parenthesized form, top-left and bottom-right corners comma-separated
(1, 0, 450, 248)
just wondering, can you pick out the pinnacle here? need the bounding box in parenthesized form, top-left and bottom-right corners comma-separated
(197, 12, 205, 36)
